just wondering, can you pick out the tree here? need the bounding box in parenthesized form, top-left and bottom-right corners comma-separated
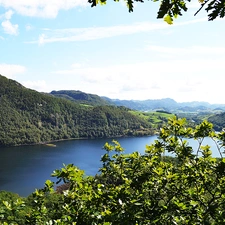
(2, 117, 225, 224)
(88, 0, 225, 24)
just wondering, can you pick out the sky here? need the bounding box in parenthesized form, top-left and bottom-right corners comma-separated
(0, 0, 224, 104)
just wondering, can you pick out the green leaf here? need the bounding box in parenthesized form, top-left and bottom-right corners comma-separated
(190, 200, 198, 207)
(3, 201, 11, 210)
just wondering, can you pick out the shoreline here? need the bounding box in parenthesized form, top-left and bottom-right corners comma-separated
(2, 133, 156, 148)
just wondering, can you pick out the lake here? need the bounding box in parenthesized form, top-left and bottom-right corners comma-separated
(0, 135, 223, 196)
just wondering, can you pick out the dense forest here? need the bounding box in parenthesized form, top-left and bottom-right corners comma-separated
(0, 75, 153, 147)
(50, 90, 111, 106)
(208, 112, 225, 131)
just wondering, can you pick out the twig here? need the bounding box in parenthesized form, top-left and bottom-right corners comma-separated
(194, 0, 209, 16)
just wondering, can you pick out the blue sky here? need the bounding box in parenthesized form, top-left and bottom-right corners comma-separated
(0, 0, 224, 104)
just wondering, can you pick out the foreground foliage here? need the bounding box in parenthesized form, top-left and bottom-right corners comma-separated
(2, 117, 225, 224)
(88, 0, 225, 23)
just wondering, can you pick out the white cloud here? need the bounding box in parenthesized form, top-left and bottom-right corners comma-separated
(0, 0, 88, 18)
(0, 64, 26, 78)
(25, 24, 33, 31)
(27, 22, 167, 44)
(26, 18, 206, 44)
(146, 45, 225, 56)
(50, 53, 225, 103)
(1, 9, 19, 35)
(145, 45, 225, 69)
(38, 33, 46, 45)
(4, 9, 14, 19)
(1, 20, 19, 35)
(22, 80, 48, 92)
(71, 63, 82, 69)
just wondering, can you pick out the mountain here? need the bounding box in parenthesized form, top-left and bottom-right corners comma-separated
(103, 98, 177, 111)
(47, 90, 225, 113)
(50, 90, 111, 106)
(0, 75, 152, 146)
(103, 97, 225, 113)
(207, 112, 225, 131)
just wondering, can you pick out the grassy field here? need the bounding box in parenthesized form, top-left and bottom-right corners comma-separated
(130, 110, 174, 129)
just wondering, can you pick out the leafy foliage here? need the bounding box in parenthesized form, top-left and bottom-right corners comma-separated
(205, 0, 225, 20)
(88, 0, 225, 23)
(0, 191, 28, 224)
(2, 117, 225, 224)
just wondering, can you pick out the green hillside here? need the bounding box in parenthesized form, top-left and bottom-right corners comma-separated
(130, 110, 174, 131)
(50, 90, 111, 106)
(0, 75, 152, 146)
(207, 112, 225, 131)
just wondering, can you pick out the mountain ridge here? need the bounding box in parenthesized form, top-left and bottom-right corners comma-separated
(51, 90, 225, 112)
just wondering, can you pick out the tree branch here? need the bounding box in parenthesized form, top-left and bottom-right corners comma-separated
(194, 0, 209, 16)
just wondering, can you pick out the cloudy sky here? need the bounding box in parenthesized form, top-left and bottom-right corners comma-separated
(0, 0, 224, 104)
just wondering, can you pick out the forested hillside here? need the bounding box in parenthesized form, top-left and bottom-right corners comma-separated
(208, 112, 225, 131)
(49, 90, 225, 114)
(0, 75, 152, 147)
(50, 90, 111, 106)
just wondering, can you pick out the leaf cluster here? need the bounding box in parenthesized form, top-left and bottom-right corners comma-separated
(88, 0, 225, 23)
(2, 117, 225, 224)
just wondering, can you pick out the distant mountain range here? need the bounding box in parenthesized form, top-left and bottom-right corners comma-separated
(50, 90, 225, 113)
(50, 90, 225, 131)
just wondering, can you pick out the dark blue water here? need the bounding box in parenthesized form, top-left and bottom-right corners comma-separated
(0, 136, 223, 196)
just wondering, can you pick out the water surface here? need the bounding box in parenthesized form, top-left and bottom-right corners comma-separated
(0, 135, 222, 196)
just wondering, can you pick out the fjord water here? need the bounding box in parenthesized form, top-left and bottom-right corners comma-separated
(0, 136, 222, 196)
(0, 136, 157, 196)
